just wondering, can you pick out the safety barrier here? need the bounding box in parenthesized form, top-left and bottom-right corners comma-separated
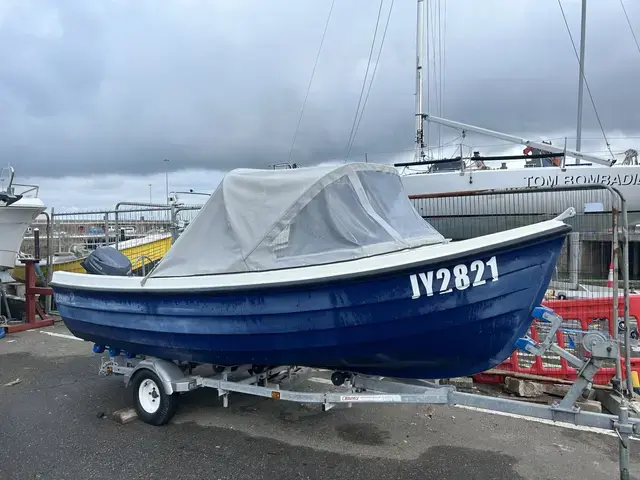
(475, 295, 640, 386)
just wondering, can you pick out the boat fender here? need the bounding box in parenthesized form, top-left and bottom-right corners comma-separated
(124, 358, 185, 396)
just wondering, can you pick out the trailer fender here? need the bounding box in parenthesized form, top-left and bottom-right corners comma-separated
(124, 358, 185, 395)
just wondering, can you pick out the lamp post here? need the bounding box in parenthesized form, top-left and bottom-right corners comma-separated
(164, 159, 170, 204)
(148, 184, 152, 204)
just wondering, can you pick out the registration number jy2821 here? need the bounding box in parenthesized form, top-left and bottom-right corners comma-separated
(409, 256, 499, 299)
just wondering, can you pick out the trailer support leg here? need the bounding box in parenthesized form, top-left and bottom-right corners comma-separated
(616, 404, 631, 480)
(7, 259, 54, 334)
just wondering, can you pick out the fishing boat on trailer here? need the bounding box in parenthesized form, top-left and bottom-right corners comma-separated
(51, 163, 572, 379)
(0, 166, 46, 270)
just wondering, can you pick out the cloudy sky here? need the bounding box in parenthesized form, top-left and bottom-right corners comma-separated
(2, 0, 639, 209)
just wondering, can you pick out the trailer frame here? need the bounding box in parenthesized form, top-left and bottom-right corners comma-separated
(95, 305, 638, 478)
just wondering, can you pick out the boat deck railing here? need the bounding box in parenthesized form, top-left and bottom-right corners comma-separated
(11, 183, 39, 198)
(0, 164, 39, 198)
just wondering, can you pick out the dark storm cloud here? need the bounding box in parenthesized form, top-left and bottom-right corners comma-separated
(2, 0, 639, 179)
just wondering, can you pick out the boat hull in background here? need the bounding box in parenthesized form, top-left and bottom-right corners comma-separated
(0, 198, 46, 269)
(53, 230, 568, 379)
(401, 165, 640, 240)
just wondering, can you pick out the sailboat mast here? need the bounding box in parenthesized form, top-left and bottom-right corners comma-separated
(575, 0, 587, 162)
(415, 0, 425, 162)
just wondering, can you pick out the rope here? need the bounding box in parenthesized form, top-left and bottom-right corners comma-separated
(619, 0, 640, 55)
(425, 0, 447, 159)
(286, 0, 336, 164)
(348, 0, 395, 158)
(425, 0, 430, 152)
(440, 0, 447, 160)
(345, 0, 385, 160)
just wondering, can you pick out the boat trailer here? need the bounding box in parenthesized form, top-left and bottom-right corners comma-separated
(96, 306, 638, 479)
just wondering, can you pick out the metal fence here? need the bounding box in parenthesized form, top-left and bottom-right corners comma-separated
(18, 202, 204, 284)
(410, 184, 636, 393)
(172, 205, 203, 242)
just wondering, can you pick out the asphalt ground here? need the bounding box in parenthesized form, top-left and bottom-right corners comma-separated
(0, 323, 638, 480)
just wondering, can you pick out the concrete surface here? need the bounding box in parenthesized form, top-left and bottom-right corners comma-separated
(0, 323, 638, 480)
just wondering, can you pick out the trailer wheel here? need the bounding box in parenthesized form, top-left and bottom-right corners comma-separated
(331, 371, 346, 386)
(131, 370, 179, 426)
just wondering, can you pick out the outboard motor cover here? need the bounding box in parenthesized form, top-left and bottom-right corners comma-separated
(81, 247, 132, 276)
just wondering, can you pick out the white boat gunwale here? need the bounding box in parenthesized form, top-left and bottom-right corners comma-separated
(50, 219, 570, 293)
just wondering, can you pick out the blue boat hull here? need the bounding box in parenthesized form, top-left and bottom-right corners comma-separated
(53, 230, 568, 379)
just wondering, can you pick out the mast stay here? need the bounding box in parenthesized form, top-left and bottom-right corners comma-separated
(412, 0, 613, 168)
(414, 0, 425, 163)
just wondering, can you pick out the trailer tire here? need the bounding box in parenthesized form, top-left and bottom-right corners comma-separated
(131, 369, 179, 426)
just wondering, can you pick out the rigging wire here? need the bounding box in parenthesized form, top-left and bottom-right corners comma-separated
(345, 0, 385, 159)
(434, 0, 441, 157)
(424, 0, 446, 159)
(429, 1, 439, 156)
(556, 0, 615, 159)
(287, 0, 336, 164)
(441, 0, 447, 159)
(348, 0, 395, 155)
(619, 0, 640, 55)
(437, 0, 444, 159)
(425, 1, 430, 153)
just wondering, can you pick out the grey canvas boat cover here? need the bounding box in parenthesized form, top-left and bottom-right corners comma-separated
(149, 163, 445, 277)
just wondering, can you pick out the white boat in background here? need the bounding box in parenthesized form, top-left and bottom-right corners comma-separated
(0, 167, 46, 269)
(400, 146, 640, 239)
(399, 0, 640, 239)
